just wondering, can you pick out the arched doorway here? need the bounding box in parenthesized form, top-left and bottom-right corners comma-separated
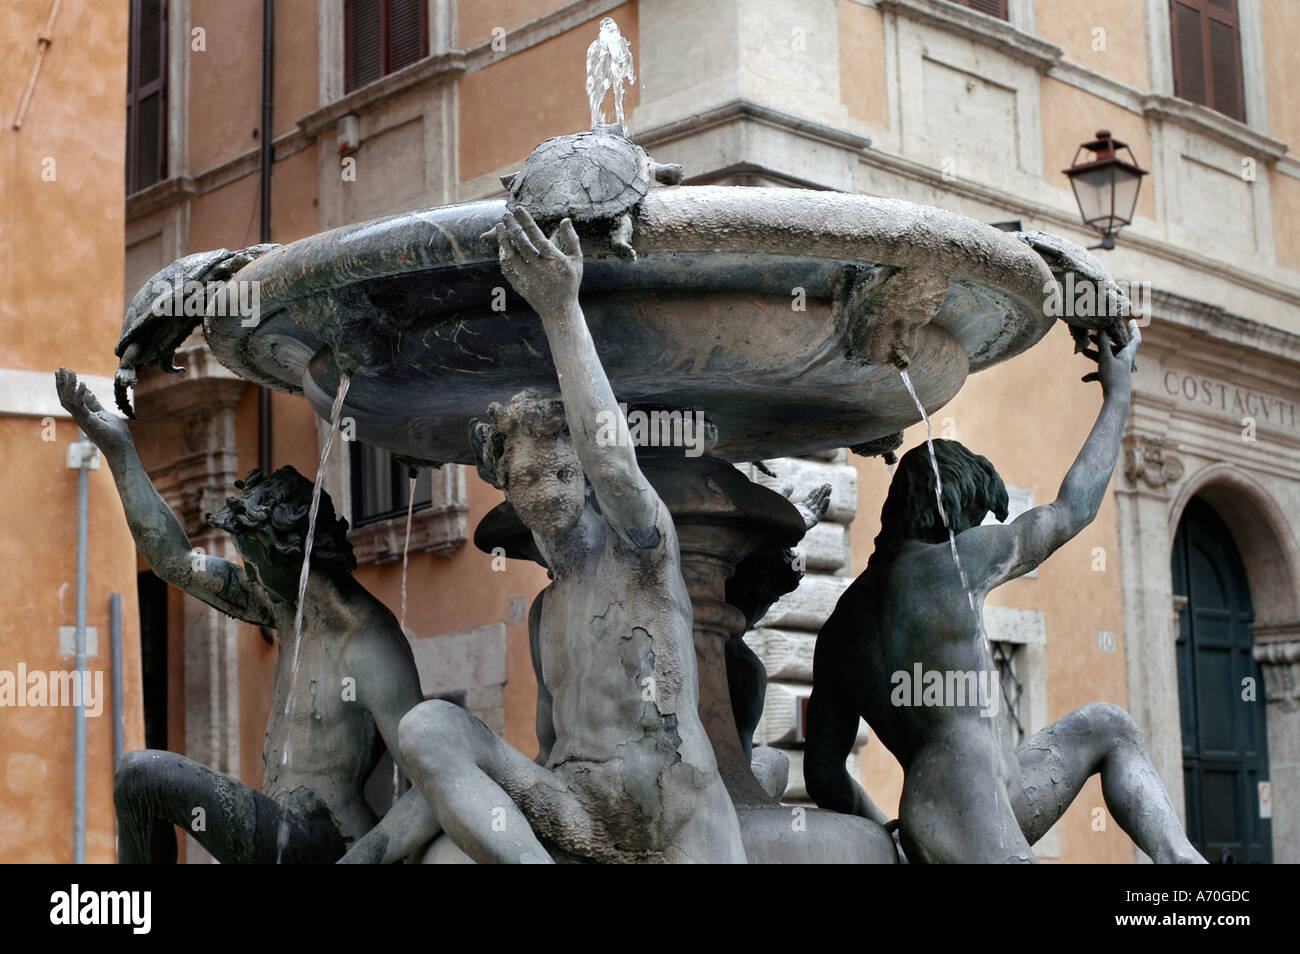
(1171, 496, 1272, 862)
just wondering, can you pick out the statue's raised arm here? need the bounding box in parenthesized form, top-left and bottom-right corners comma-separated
(54, 368, 272, 626)
(485, 209, 664, 549)
(954, 319, 1142, 591)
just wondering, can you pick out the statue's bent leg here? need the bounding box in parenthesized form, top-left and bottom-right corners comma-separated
(803, 688, 859, 814)
(725, 634, 766, 762)
(900, 730, 1035, 863)
(338, 788, 440, 864)
(804, 688, 888, 824)
(1013, 702, 1205, 863)
(114, 749, 346, 864)
(114, 750, 180, 863)
(399, 700, 595, 864)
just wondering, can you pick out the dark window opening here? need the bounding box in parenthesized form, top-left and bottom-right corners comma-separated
(1170, 0, 1245, 122)
(990, 640, 1025, 746)
(345, 0, 430, 93)
(126, 0, 168, 194)
(948, 0, 1009, 21)
(136, 571, 169, 752)
(350, 440, 433, 527)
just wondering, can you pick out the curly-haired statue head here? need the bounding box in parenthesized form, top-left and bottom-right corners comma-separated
(207, 467, 356, 586)
(470, 390, 589, 539)
(871, 439, 1008, 564)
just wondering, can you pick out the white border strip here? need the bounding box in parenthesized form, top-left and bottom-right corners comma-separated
(0, 369, 121, 419)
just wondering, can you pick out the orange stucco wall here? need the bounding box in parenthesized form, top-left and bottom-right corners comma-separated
(1036, 0, 1148, 92)
(188, 0, 264, 176)
(0, 419, 145, 863)
(1262, 0, 1300, 150)
(837, 0, 889, 128)
(1271, 169, 1300, 273)
(2, 0, 141, 865)
(459, 1, 640, 183)
(458, 0, 567, 51)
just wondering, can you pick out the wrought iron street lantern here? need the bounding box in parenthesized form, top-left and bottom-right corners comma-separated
(1064, 130, 1148, 250)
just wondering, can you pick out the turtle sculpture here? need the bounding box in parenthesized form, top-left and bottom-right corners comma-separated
(1013, 229, 1134, 357)
(500, 123, 683, 262)
(114, 243, 279, 417)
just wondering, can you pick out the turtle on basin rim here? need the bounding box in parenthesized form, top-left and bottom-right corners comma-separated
(113, 243, 279, 417)
(501, 123, 682, 262)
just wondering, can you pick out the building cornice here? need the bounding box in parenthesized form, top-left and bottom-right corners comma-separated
(0, 369, 118, 419)
(855, 147, 1300, 311)
(126, 126, 313, 225)
(877, 0, 1063, 70)
(133, 344, 249, 417)
(636, 99, 872, 157)
(298, 51, 467, 139)
(1149, 288, 1300, 368)
(1276, 155, 1300, 181)
(348, 505, 468, 566)
(1047, 59, 1147, 114)
(126, 175, 198, 222)
(1254, 638, 1300, 711)
(462, 0, 627, 74)
(303, 0, 622, 142)
(1254, 621, 1300, 645)
(1140, 94, 1289, 162)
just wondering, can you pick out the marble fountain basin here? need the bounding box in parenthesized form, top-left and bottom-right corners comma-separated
(205, 185, 1056, 464)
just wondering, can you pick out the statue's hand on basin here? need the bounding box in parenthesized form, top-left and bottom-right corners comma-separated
(482, 210, 583, 318)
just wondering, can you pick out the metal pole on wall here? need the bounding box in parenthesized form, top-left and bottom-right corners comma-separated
(72, 428, 91, 864)
(111, 592, 124, 768)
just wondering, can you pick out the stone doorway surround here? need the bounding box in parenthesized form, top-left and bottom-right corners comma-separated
(1116, 289, 1300, 863)
(132, 342, 249, 863)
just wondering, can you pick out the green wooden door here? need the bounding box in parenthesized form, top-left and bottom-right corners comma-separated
(1172, 497, 1271, 863)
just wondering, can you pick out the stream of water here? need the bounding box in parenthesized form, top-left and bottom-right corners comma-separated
(281, 373, 352, 758)
(275, 373, 352, 863)
(288, 374, 353, 697)
(393, 473, 418, 802)
(400, 474, 416, 634)
(897, 368, 979, 618)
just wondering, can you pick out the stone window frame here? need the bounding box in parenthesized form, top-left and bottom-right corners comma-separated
(318, 0, 455, 107)
(1143, 0, 1270, 136)
(984, 605, 1059, 856)
(878, 0, 1060, 70)
(314, 418, 469, 567)
(877, 0, 1058, 194)
(123, 0, 191, 195)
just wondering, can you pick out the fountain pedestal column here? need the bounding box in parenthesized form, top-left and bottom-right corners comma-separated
(638, 454, 804, 808)
(678, 541, 765, 803)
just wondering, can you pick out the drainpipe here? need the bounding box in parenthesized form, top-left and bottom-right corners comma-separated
(68, 428, 97, 863)
(256, 0, 278, 648)
(258, 0, 275, 475)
